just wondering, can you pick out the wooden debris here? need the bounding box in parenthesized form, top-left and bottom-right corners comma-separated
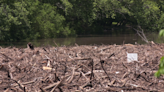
(27, 42, 34, 50)
(0, 44, 164, 91)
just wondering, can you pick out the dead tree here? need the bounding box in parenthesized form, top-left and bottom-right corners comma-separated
(133, 26, 149, 43)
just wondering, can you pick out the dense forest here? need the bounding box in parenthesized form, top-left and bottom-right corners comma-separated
(0, 0, 164, 41)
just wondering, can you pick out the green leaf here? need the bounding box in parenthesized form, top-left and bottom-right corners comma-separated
(155, 56, 164, 77)
(159, 29, 164, 37)
(154, 71, 160, 77)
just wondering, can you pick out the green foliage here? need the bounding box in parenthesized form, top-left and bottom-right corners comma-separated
(0, 1, 31, 41)
(122, 0, 162, 30)
(159, 29, 164, 37)
(0, 0, 164, 41)
(155, 57, 164, 77)
(155, 0, 164, 78)
(0, 0, 74, 41)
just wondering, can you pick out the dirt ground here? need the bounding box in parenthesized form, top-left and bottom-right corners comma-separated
(0, 43, 164, 92)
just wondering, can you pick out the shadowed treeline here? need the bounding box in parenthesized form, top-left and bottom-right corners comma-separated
(0, 0, 164, 41)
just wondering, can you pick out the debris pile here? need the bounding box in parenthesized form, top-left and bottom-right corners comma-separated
(0, 44, 164, 91)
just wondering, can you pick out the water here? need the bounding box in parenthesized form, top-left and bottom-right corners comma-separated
(0, 32, 164, 48)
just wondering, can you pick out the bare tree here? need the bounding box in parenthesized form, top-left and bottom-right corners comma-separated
(133, 26, 149, 43)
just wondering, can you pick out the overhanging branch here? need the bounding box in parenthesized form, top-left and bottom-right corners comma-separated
(133, 26, 149, 43)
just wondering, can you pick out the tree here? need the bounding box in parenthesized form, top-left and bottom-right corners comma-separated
(1, 0, 164, 41)
(0, 0, 74, 41)
(0, 1, 31, 41)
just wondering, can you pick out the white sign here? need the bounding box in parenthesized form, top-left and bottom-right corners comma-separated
(127, 52, 138, 63)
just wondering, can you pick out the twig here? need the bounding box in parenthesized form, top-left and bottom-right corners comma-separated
(100, 60, 111, 81)
(10, 79, 26, 92)
(77, 63, 90, 71)
(53, 41, 59, 47)
(80, 71, 89, 81)
(67, 67, 75, 83)
(45, 55, 50, 60)
(40, 87, 48, 92)
(47, 60, 51, 67)
(108, 79, 116, 86)
(85, 70, 104, 76)
(121, 72, 129, 80)
(121, 78, 129, 87)
(12, 78, 37, 87)
(105, 86, 122, 91)
(80, 77, 96, 89)
(43, 82, 58, 90)
(43, 48, 49, 54)
(122, 62, 130, 71)
(75, 43, 79, 47)
(0, 53, 13, 60)
(108, 53, 115, 58)
(43, 76, 67, 90)
(89, 59, 94, 83)
(50, 76, 66, 92)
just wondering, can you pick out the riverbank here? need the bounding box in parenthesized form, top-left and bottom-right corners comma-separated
(0, 44, 164, 91)
(1, 32, 164, 48)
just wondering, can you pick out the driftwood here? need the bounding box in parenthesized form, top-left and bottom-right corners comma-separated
(0, 44, 164, 91)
